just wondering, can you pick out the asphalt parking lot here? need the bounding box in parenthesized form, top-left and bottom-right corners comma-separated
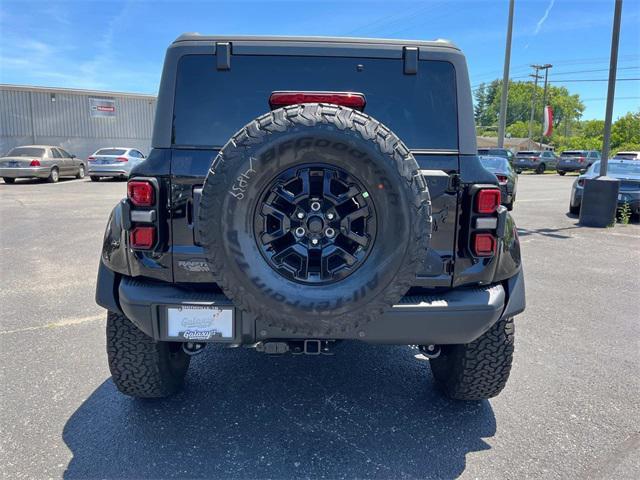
(1, 174, 638, 479)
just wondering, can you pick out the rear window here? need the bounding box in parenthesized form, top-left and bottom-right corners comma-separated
(517, 151, 538, 156)
(95, 149, 126, 156)
(6, 147, 45, 157)
(614, 152, 639, 160)
(480, 156, 509, 170)
(561, 151, 584, 156)
(173, 55, 458, 150)
(591, 161, 640, 176)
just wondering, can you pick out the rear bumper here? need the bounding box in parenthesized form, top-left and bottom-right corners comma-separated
(88, 169, 129, 177)
(514, 161, 537, 170)
(557, 163, 586, 172)
(96, 261, 525, 345)
(0, 166, 50, 179)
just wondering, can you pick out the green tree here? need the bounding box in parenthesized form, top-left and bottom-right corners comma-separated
(611, 111, 640, 149)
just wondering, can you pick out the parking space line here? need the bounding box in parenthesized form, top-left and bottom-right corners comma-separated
(0, 314, 103, 335)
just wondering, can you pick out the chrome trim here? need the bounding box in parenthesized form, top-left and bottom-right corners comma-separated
(131, 210, 156, 223)
(475, 217, 498, 230)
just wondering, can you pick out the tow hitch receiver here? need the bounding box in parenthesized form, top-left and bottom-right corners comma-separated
(255, 340, 335, 355)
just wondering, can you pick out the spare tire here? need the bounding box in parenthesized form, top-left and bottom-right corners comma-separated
(198, 103, 431, 335)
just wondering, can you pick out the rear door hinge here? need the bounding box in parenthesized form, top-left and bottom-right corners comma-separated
(216, 42, 231, 70)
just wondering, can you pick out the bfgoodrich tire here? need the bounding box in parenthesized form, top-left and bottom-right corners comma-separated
(198, 104, 432, 335)
(106, 311, 190, 398)
(430, 317, 515, 400)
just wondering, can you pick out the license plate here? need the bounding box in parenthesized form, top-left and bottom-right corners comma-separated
(166, 305, 233, 341)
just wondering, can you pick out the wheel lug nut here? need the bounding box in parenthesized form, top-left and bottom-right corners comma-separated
(310, 201, 321, 212)
(311, 238, 319, 245)
(296, 212, 305, 219)
(295, 227, 305, 237)
(325, 227, 335, 238)
(326, 212, 335, 220)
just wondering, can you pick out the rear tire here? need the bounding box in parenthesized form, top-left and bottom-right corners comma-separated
(3, 177, 15, 184)
(535, 163, 546, 174)
(76, 164, 85, 179)
(430, 317, 514, 400)
(106, 311, 190, 398)
(47, 167, 59, 183)
(569, 203, 580, 215)
(557, 171, 566, 176)
(90, 176, 100, 182)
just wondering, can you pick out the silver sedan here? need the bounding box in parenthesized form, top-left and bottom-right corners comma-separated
(0, 145, 85, 183)
(87, 148, 146, 181)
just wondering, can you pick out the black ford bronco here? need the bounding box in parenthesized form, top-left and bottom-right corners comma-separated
(96, 35, 525, 400)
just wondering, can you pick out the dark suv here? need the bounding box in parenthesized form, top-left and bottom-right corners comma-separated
(96, 35, 525, 401)
(515, 150, 558, 174)
(477, 148, 515, 165)
(556, 150, 601, 175)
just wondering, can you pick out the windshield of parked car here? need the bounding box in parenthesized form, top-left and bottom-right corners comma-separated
(95, 149, 127, 156)
(561, 151, 585, 156)
(517, 151, 539, 156)
(6, 147, 45, 157)
(589, 161, 640, 176)
(479, 156, 509, 171)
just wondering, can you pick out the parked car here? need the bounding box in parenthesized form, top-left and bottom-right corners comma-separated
(514, 150, 558, 174)
(479, 155, 518, 210)
(556, 150, 601, 175)
(87, 147, 146, 181)
(0, 145, 84, 183)
(96, 34, 525, 402)
(477, 148, 515, 165)
(569, 159, 640, 215)
(613, 151, 640, 160)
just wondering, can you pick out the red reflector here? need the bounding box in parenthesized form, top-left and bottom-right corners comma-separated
(29, 159, 41, 167)
(116, 156, 128, 162)
(496, 174, 508, 184)
(88, 156, 95, 161)
(128, 180, 155, 206)
(129, 227, 155, 249)
(269, 91, 366, 110)
(578, 157, 585, 163)
(474, 233, 496, 256)
(476, 189, 501, 214)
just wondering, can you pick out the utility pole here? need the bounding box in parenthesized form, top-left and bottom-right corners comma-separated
(538, 64, 553, 142)
(497, 0, 515, 148)
(579, 0, 624, 228)
(527, 66, 542, 147)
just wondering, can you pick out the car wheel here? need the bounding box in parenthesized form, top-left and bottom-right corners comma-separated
(515, 169, 522, 174)
(557, 171, 566, 176)
(90, 176, 100, 182)
(76, 164, 85, 179)
(535, 163, 546, 174)
(3, 177, 16, 184)
(569, 203, 580, 215)
(106, 311, 190, 398)
(430, 317, 515, 400)
(47, 167, 59, 183)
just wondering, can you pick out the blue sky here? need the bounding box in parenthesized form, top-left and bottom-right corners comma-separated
(0, 0, 638, 120)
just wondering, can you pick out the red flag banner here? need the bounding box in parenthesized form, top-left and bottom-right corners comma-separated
(543, 105, 553, 137)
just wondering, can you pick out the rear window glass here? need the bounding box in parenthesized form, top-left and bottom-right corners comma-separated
(561, 151, 584, 156)
(173, 55, 458, 150)
(614, 152, 639, 160)
(517, 151, 538, 156)
(95, 149, 126, 156)
(6, 147, 45, 157)
(480, 156, 509, 170)
(591, 161, 640, 175)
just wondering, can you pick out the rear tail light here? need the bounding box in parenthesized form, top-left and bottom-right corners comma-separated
(115, 156, 128, 162)
(269, 91, 366, 111)
(88, 156, 95, 162)
(578, 156, 586, 163)
(29, 159, 41, 167)
(473, 233, 496, 257)
(129, 226, 155, 249)
(496, 175, 508, 184)
(476, 189, 501, 214)
(532, 157, 538, 162)
(128, 180, 155, 207)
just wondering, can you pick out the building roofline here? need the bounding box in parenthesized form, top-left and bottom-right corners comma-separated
(172, 33, 458, 50)
(0, 84, 157, 99)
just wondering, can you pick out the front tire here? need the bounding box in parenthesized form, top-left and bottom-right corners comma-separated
(430, 317, 514, 400)
(535, 163, 546, 174)
(557, 171, 566, 176)
(569, 202, 580, 215)
(106, 311, 190, 398)
(3, 177, 15, 184)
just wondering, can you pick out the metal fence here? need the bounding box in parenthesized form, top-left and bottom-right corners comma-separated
(0, 85, 156, 160)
